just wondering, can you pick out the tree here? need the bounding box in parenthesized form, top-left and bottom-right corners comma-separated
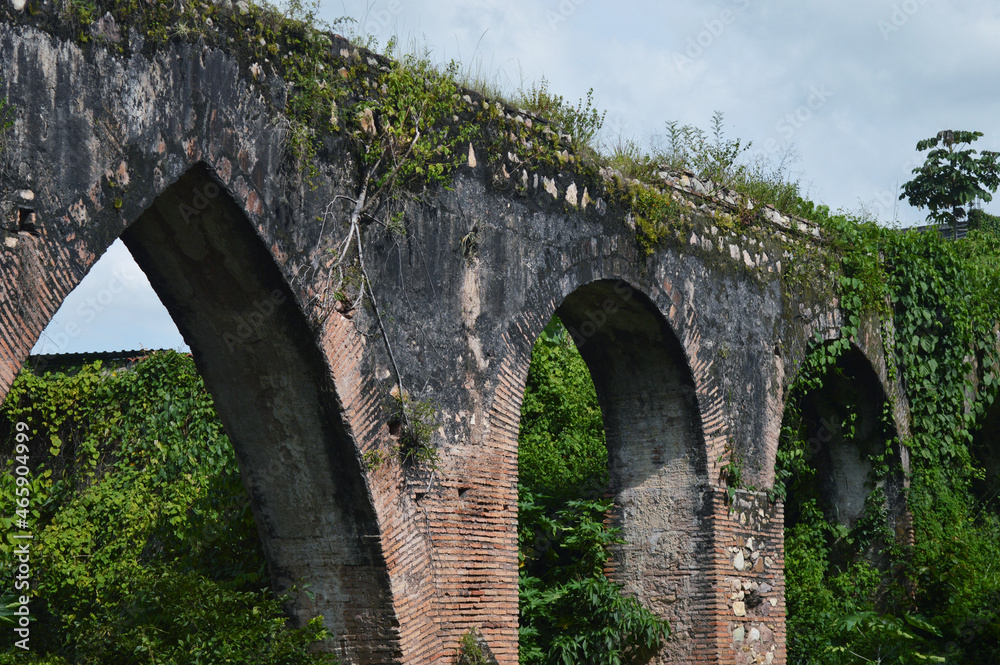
(900, 130, 1000, 239)
(0, 352, 336, 663)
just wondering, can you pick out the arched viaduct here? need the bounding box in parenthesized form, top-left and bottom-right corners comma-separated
(0, 3, 916, 663)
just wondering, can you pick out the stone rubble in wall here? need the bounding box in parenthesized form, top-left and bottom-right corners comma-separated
(454, 94, 775, 262)
(724, 492, 782, 665)
(656, 170, 822, 239)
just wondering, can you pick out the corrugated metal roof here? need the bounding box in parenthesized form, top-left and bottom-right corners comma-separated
(909, 220, 969, 240)
(26, 349, 176, 374)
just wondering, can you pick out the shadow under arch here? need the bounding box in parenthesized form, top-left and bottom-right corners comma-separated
(782, 341, 906, 559)
(552, 278, 711, 658)
(40, 163, 398, 663)
(971, 395, 1000, 511)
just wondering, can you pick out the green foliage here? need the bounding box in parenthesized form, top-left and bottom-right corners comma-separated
(351, 54, 478, 191)
(608, 177, 681, 256)
(828, 612, 946, 664)
(603, 136, 655, 181)
(518, 317, 669, 664)
(597, 111, 809, 255)
(60, 0, 99, 41)
(54, 0, 218, 44)
(49, 0, 472, 192)
(518, 319, 607, 499)
(777, 194, 1000, 664)
(393, 393, 439, 467)
(259, 10, 480, 193)
(456, 629, 492, 665)
(718, 441, 749, 502)
(660, 111, 750, 189)
(251, 1, 344, 177)
(900, 130, 1000, 239)
(518, 492, 668, 665)
(0, 351, 336, 663)
(0, 95, 13, 134)
(656, 111, 803, 212)
(516, 78, 605, 157)
(43, 1, 340, 177)
(968, 207, 1000, 235)
(0, 92, 13, 158)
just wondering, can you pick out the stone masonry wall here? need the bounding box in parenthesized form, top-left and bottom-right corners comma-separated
(711, 489, 787, 665)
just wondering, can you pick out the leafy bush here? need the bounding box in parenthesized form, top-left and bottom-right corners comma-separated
(516, 77, 605, 156)
(0, 351, 336, 663)
(518, 320, 607, 500)
(655, 111, 803, 211)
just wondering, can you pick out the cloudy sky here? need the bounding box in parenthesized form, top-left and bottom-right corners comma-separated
(32, 0, 1000, 354)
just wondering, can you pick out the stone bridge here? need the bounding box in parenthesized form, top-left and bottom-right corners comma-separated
(0, 4, 914, 664)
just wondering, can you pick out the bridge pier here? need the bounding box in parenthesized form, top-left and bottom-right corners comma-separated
(703, 488, 787, 665)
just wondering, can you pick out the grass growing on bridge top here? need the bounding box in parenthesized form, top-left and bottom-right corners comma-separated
(8, 0, 820, 260)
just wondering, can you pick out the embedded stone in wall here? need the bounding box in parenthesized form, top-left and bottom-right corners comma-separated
(718, 490, 785, 665)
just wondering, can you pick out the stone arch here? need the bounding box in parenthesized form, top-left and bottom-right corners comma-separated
(1, 163, 400, 664)
(782, 339, 906, 550)
(521, 277, 711, 661)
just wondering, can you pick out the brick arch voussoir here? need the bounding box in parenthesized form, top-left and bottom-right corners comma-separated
(498, 257, 721, 482)
(488, 255, 722, 662)
(1, 141, 404, 662)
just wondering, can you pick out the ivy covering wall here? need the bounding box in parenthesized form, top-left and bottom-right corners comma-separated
(0, 351, 335, 664)
(777, 207, 1000, 664)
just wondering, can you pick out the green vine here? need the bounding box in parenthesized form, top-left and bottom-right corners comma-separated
(777, 201, 1000, 663)
(0, 351, 336, 662)
(606, 176, 683, 256)
(0, 93, 12, 163)
(457, 628, 494, 665)
(392, 393, 438, 468)
(719, 438, 752, 503)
